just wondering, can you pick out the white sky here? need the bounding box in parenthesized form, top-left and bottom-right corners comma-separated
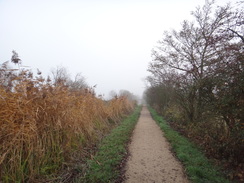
(0, 0, 231, 98)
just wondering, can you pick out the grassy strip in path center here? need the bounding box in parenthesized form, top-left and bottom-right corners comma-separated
(79, 106, 141, 183)
(148, 106, 229, 183)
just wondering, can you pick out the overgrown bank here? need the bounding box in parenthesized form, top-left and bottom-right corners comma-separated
(148, 107, 229, 183)
(80, 106, 141, 183)
(0, 58, 137, 182)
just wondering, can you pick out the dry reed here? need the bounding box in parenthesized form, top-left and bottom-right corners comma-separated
(0, 67, 135, 182)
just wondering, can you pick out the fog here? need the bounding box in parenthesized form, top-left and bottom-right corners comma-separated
(0, 0, 230, 99)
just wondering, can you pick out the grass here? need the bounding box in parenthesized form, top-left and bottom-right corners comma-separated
(80, 106, 141, 183)
(148, 106, 230, 183)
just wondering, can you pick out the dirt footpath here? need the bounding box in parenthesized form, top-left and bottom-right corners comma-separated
(124, 106, 189, 183)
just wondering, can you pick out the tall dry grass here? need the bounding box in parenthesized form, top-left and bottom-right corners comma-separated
(0, 66, 135, 182)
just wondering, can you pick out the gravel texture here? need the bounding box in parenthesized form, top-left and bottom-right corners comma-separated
(124, 106, 189, 183)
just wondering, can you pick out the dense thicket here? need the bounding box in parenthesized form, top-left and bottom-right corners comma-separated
(145, 1, 243, 180)
(0, 54, 136, 182)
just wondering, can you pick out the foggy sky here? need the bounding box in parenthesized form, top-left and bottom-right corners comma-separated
(0, 0, 230, 99)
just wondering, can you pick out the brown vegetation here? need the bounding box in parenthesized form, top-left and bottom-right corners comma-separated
(0, 57, 135, 182)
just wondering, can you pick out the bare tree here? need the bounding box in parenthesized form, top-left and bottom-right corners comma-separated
(51, 66, 70, 86)
(119, 89, 139, 103)
(148, 0, 239, 121)
(145, 0, 244, 172)
(67, 73, 88, 92)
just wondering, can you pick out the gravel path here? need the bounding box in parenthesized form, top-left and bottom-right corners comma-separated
(124, 106, 189, 183)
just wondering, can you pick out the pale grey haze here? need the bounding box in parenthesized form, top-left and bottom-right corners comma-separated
(0, 0, 230, 99)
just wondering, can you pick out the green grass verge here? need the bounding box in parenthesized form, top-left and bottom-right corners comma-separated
(80, 106, 141, 183)
(148, 106, 229, 183)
